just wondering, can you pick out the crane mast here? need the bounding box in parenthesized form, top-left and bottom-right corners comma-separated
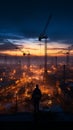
(38, 14, 52, 82)
(66, 45, 73, 67)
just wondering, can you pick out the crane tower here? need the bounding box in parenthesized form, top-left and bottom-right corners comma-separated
(38, 14, 52, 82)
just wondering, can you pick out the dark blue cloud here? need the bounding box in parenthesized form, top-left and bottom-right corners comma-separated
(0, 41, 19, 50)
(0, 0, 73, 42)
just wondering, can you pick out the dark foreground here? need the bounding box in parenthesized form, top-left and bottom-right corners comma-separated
(0, 109, 73, 121)
(0, 111, 73, 123)
(0, 111, 73, 129)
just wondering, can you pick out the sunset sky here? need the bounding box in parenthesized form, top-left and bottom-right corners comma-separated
(0, 0, 73, 56)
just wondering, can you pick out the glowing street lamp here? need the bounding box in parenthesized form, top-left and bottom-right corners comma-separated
(15, 91, 18, 113)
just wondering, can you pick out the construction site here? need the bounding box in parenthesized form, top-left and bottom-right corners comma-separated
(0, 14, 73, 117)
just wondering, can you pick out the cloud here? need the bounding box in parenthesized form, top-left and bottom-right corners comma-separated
(0, 32, 73, 54)
(47, 47, 67, 50)
(24, 47, 38, 50)
(0, 32, 24, 51)
(0, 33, 24, 40)
(0, 40, 19, 51)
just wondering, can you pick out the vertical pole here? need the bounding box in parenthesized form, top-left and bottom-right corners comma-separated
(66, 52, 69, 67)
(15, 93, 18, 112)
(55, 56, 57, 68)
(27, 53, 30, 72)
(44, 38, 48, 82)
(44, 38, 47, 74)
(63, 64, 66, 84)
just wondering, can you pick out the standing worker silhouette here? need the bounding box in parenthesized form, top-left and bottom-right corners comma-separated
(32, 84, 42, 113)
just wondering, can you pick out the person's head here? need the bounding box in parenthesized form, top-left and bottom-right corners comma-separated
(36, 84, 39, 89)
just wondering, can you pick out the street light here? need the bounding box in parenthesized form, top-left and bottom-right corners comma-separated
(15, 91, 18, 113)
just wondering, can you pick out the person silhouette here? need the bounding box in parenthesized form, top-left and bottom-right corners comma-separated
(32, 84, 42, 113)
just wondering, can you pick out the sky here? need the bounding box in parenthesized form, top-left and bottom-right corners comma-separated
(0, 0, 73, 56)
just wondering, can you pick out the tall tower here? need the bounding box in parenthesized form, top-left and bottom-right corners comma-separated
(38, 14, 52, 83)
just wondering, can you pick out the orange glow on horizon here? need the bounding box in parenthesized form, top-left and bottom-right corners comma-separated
(0, 50, 67, 57)
(0, 50, 23, 56)
(0, 41, 72, 57)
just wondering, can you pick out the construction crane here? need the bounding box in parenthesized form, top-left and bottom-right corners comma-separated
(18, 48, 30, 71)
(38, 14, 52, 82)
(61, 45, 73, 86)
(39, 14, 52, 41)
(48, 51, 63, 68)
(52, 45, 73, 67)
(10, 42, 31, 71)
(65, 45, 73, 67)
(58, 45, 73, 67)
